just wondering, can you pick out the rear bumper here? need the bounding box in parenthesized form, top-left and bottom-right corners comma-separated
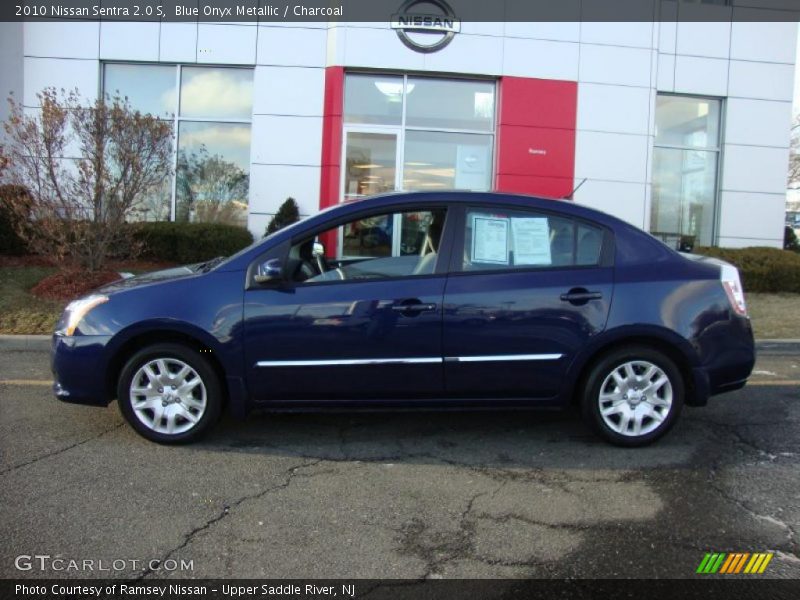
(689, 318, 756, 406)
(51, 334, 112, 406)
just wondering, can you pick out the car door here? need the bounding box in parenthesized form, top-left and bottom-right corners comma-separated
(442, 204, 614, 399)
(243, 206, 452, 402)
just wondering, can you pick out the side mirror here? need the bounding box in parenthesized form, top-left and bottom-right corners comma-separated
(253, 258, 283, 284)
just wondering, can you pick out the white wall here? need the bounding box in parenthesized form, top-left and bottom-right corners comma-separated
(18, 13, 799, 247)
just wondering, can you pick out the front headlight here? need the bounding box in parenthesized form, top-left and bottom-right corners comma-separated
(59, 294, 109, 336)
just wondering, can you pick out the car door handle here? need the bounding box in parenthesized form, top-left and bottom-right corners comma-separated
(391, 302, 437, 313)
(560, 289, 603, 303)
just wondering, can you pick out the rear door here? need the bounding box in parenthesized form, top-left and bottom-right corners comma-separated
(442, 204, 614, 399)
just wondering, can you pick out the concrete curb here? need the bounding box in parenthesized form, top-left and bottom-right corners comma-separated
(0, 334, 50, 351)
(0, 335, 799, 353)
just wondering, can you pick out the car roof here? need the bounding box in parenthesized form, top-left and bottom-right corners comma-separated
(334, 190, 624, 226)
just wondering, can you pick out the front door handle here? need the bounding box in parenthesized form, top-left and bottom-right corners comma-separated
(391, 301, 437, 314)
(560, 289, 603, 304)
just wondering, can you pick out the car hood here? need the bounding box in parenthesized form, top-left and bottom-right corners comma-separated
(98, 265, 198, 294)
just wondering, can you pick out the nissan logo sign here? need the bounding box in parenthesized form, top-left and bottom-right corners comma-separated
(391, 0, 461, 53)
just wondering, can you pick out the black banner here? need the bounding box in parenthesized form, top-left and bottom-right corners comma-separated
(1, 0, 799, 23)
(3, 579, 800, 600)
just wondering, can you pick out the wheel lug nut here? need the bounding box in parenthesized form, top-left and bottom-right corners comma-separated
(158, 387, 163, 393)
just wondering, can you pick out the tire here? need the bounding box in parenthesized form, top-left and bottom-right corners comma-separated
(117, 343, 222, 444)
(581, 345, 684, 447)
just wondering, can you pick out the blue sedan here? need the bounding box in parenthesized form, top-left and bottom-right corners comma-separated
(51, 192, 755, 446)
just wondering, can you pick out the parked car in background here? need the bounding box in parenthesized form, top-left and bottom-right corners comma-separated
(51, 192, 755, 446)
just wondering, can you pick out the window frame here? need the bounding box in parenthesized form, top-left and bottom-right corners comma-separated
(446, 204, 615, 277)
(651, 92, 724, 246)
(101, 62, 254, 222)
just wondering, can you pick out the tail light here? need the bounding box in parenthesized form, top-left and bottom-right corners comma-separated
(721, 264, 747, 317)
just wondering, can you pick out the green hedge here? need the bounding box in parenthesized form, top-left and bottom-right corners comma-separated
(695, 246, 800, 294)
(0, 185, 30, 255)
(133, 222, 254, 264)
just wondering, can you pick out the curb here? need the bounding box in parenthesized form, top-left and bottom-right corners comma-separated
(0, 335, 50, 351)
(0, 335, 798, 353)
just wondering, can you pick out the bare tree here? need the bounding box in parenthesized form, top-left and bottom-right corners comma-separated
(789, 116, 800, 191)
(3, 88, 174, 270)
(0, 143, 8, 178)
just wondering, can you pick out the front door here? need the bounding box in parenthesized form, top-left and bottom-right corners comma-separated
(443, 205, 614, 399)
(244, 206, 450, 402)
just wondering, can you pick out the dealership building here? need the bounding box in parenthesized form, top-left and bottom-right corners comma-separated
(0, 3, 797, 248)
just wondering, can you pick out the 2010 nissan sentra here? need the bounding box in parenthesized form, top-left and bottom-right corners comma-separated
(51, 192, 755, 446)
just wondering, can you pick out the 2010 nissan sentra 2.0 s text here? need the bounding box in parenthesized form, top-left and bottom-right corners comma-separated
(51, 192, 755, 446)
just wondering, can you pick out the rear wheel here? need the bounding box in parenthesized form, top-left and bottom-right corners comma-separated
(117, 343, 222, 444)
(582, 346, 684, 447)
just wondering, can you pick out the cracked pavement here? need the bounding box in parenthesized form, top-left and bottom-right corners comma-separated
(1, 348, 798, 579)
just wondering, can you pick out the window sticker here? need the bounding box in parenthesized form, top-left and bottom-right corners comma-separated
(511, 217, 552, 265)
(471, 215, 509, 264)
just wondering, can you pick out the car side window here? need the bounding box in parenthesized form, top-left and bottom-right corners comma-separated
(288, 209, 447, 284)
(461, 207, 603, 272)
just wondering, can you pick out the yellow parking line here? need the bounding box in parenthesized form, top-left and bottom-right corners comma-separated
(0, 379, 53, 386)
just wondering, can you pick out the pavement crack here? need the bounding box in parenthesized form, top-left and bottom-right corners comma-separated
(136, 458, 323, 580)
(706, 468, 800, 559)
(0, 421, 125, 476)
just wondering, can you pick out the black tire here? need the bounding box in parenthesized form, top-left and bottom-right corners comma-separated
(581, 345, 684, 447)
(117, 343, 222, 444)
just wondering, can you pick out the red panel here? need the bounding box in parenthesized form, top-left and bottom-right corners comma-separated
(495, 125, 575, 178)
(319, 67, 344, 211)
(498, 76, 578, 130)
(322, 66, 344, 117)
(495, 175, 574, 199)
(495, 76, 577, 198)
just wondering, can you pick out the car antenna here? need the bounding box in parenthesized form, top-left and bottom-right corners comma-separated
(562, 178, 587, 200)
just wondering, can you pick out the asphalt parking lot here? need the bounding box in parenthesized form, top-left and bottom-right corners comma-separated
(1, 346, 798, 580)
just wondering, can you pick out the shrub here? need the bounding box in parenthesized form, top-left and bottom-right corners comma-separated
(785, 225, 800, 253)
(265, 197, 300, 237)
(133, 222, 254, 264)
(695, 245, 800, 293)
(0, 184, 30, 255)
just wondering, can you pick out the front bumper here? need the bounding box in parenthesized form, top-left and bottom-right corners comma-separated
(51, 334, 113, 406)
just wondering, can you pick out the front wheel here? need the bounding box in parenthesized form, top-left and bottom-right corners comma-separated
(117, 343, 222, 444)
(582, 346, 684, 447)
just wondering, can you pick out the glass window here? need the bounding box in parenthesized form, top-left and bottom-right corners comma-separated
(104, 64, 176, 118)
(344, 74, 403, 126)
(461, 208, 603, 271)
(103, 63, 253, 224)
(180, 67, 253, 120)
(651, 95, 722, 246)
(406, 78, 495, 132)
(404, 131, 492, 191)
(655, 95, 720, 149)
(176, 122, 251, 227)
(288, 209, 447, 284)
(342, 73, 497, 203)
(343, 132, 397, 201)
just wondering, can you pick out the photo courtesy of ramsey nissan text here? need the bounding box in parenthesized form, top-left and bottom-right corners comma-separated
(1, 1, 799, 599)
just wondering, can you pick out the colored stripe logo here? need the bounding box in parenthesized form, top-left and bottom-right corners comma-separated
(696, 552, 773, 574)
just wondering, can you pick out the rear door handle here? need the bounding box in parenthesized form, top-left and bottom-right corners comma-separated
(560, 289, 603, 303)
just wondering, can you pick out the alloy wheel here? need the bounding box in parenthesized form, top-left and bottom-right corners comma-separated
(129, 358, 207, 435)
(597, 360, 673, 437)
